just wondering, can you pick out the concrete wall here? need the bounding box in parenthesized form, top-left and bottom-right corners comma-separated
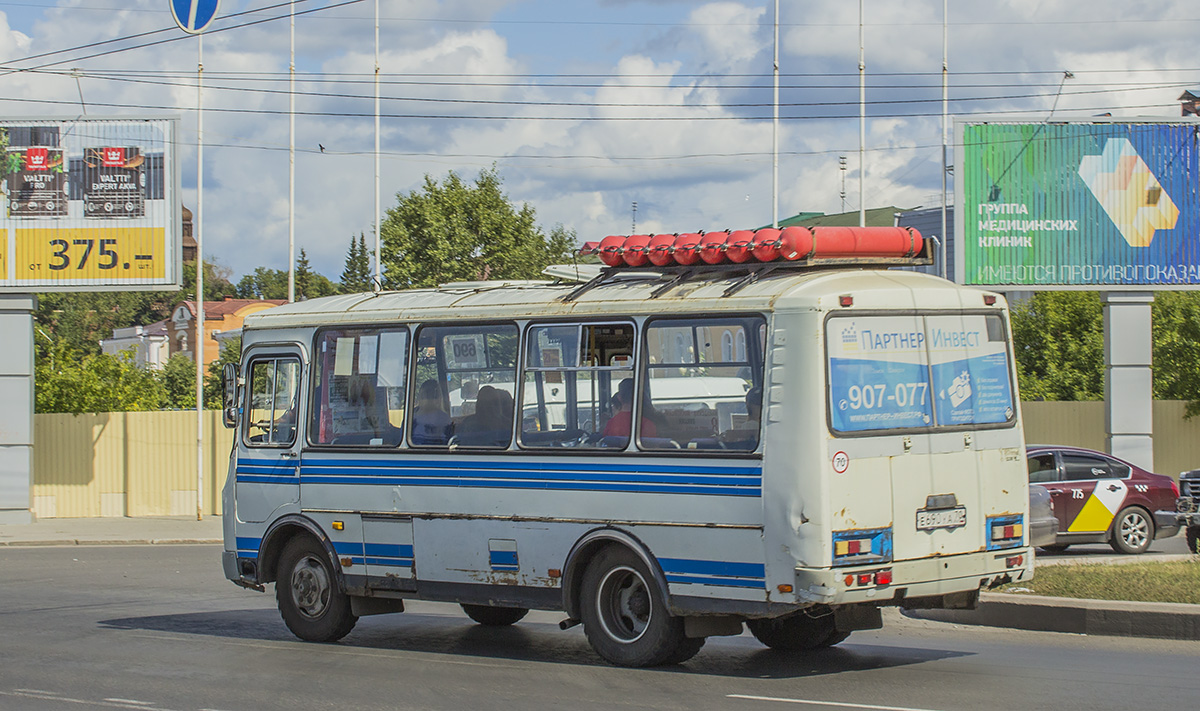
(24, 402, 1200, 519)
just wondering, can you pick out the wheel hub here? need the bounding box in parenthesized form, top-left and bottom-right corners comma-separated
(291, 555, 331, 619)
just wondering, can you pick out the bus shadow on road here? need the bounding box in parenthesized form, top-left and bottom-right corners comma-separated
(99, 609, 969, 679)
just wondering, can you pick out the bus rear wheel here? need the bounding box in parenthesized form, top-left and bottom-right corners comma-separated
(747, 609, 846, 651)
(580, 546, 703, 667)
(276, 535, 357, 643)
(461, 604, 529, 626)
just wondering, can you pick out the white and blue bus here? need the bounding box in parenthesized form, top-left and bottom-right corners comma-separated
(220, 237, 1031, 667)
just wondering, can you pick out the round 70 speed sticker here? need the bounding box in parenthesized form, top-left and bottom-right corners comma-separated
(832, 451, 849, 474)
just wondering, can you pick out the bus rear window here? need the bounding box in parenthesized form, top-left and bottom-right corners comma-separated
(826, 313, 1014, 434)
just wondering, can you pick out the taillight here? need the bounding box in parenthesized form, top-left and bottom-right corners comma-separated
(1171, 478, 1180, 498)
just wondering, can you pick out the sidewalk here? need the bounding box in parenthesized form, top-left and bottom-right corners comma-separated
(0, 515, 223, 546)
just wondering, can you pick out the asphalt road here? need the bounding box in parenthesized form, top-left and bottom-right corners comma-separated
(1, 545, 1198, 711)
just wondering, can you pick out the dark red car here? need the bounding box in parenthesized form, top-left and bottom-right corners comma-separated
(1026, 445, 1180, 554)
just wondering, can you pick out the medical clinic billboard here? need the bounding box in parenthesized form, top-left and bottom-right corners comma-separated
(0, 117, 180, 292)
(955, 117, 1200, 289)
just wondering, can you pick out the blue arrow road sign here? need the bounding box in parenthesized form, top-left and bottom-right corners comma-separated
(171, 0, 220, 34)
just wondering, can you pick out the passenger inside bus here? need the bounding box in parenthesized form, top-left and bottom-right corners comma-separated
(454, 385, 515, 447)
(412, 379, 452, 445)
(719, 386, 762, 450)
(601, 378, 657, 440)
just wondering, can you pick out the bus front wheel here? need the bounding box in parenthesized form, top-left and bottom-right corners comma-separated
(276, 535, 358, 643)
(580, 545, 703, 667)
(747, 609, 846, 651)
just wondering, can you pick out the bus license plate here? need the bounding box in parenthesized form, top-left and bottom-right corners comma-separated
(916, 507, 966, 530)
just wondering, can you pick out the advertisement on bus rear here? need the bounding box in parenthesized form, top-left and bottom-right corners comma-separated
(827, 314, 1014, 434)
(956, 118, 1200, 289)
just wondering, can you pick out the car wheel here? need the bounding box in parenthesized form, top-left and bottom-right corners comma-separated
(747, 608, 843, 651)
(461, 604, 529, 626)
(1187, 526, 1200, 554)
(1109, 506, 1153, 555)
(1038, 543, 1070, 553)
(580, 545, 702, 667)
(276, 535, 358, 642)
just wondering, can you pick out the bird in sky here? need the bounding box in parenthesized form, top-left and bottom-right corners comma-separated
(319, 144, 325, 153)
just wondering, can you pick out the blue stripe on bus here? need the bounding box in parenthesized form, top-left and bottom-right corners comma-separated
(365, 543, 414, 559)
(298, 476, 758, 497)
(301, 457, 762, 477)
(364, 557, 413, 568)
(235, 536, 262, 558)
(489, 550, 519, 570)
(332, 541, 365, 556)
(658, 558, 765, 579)
(665, 574, 765, 589)
(302, 466, 753, 487)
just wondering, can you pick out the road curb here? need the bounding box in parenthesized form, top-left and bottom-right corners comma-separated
(0, 538, 222, 547)
(906, 592, 1200, 641)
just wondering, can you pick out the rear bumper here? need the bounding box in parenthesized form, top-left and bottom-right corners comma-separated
(793, 547, 1033, 607)
(1029, 517, 1058, 548)
(1155, 510, 1181, 538)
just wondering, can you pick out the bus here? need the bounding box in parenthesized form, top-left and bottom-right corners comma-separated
(220, 228, 1032, 667)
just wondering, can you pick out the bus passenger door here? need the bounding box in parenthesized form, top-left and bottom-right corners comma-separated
(235, 353, 303, 523)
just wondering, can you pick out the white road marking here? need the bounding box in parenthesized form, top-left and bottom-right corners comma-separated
(1, 690, 180, 710)
(728, 694, 948, 711)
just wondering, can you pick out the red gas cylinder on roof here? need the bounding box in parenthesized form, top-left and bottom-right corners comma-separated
(778, 226, 815, 260)
(698, 231, 729, 265)
(750, 228, 782, 262)
(672, 232, 703, 265)
(598, 235, 627, 267)
(622, 234, 652, 267)
(647, 233, 677, 267)
(724, 230, 756, 263)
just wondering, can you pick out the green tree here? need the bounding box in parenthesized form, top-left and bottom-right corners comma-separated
(203, 337, 242, 407)
(1010, 292, 1104, 401)
(295, 248, 338, 300)
(340, 232, 373, 293)
(1151, 291, 1200, 416)
(162, 353, 196, 409)
(34, 334, 165, 414)
(236, 267, 288, 299)
(380, 167, 574, 289)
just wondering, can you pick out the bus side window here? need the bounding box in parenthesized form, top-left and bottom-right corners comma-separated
(309, 328, 409, 447)
(245, 357, 301, 446)
(640, 316, 766, 452)
(411, 324, 519, 449)
(520, 322, 635, 450)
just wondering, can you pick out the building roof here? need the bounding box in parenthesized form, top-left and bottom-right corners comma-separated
(176, 298, 287, 320)
(783, 206, 908, 228)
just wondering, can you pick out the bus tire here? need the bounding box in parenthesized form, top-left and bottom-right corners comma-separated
(580, 545, 699, 667)
(747, 609, 839, 651)
(461, 604, 528, 626)
(276, 535, 357, 643)
(1110, 506, 1153, 555)
(1187, 526, 1200, 554)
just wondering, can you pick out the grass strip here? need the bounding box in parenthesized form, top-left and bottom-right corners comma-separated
(999, 559, 1200, 605)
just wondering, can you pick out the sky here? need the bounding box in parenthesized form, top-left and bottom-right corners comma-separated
(0, 0, 1197, 284)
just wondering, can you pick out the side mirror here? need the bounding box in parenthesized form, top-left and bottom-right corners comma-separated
(222, 363, 239, 428)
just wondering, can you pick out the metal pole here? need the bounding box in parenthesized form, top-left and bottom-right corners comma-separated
(288, 1, 295, 302)
(940, 0, 948, 279)
(195, 34, 205, 521)
(772, 0, 779, 228)
(373, 0, 381, 293)
(858, 0, 866, 228)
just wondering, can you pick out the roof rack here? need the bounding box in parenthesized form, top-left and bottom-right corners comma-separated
(561, 226, 933, 302)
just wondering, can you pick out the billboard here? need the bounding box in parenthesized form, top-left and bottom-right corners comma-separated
(955, 117, 1200, 289)
(0, 117, 180, 292)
